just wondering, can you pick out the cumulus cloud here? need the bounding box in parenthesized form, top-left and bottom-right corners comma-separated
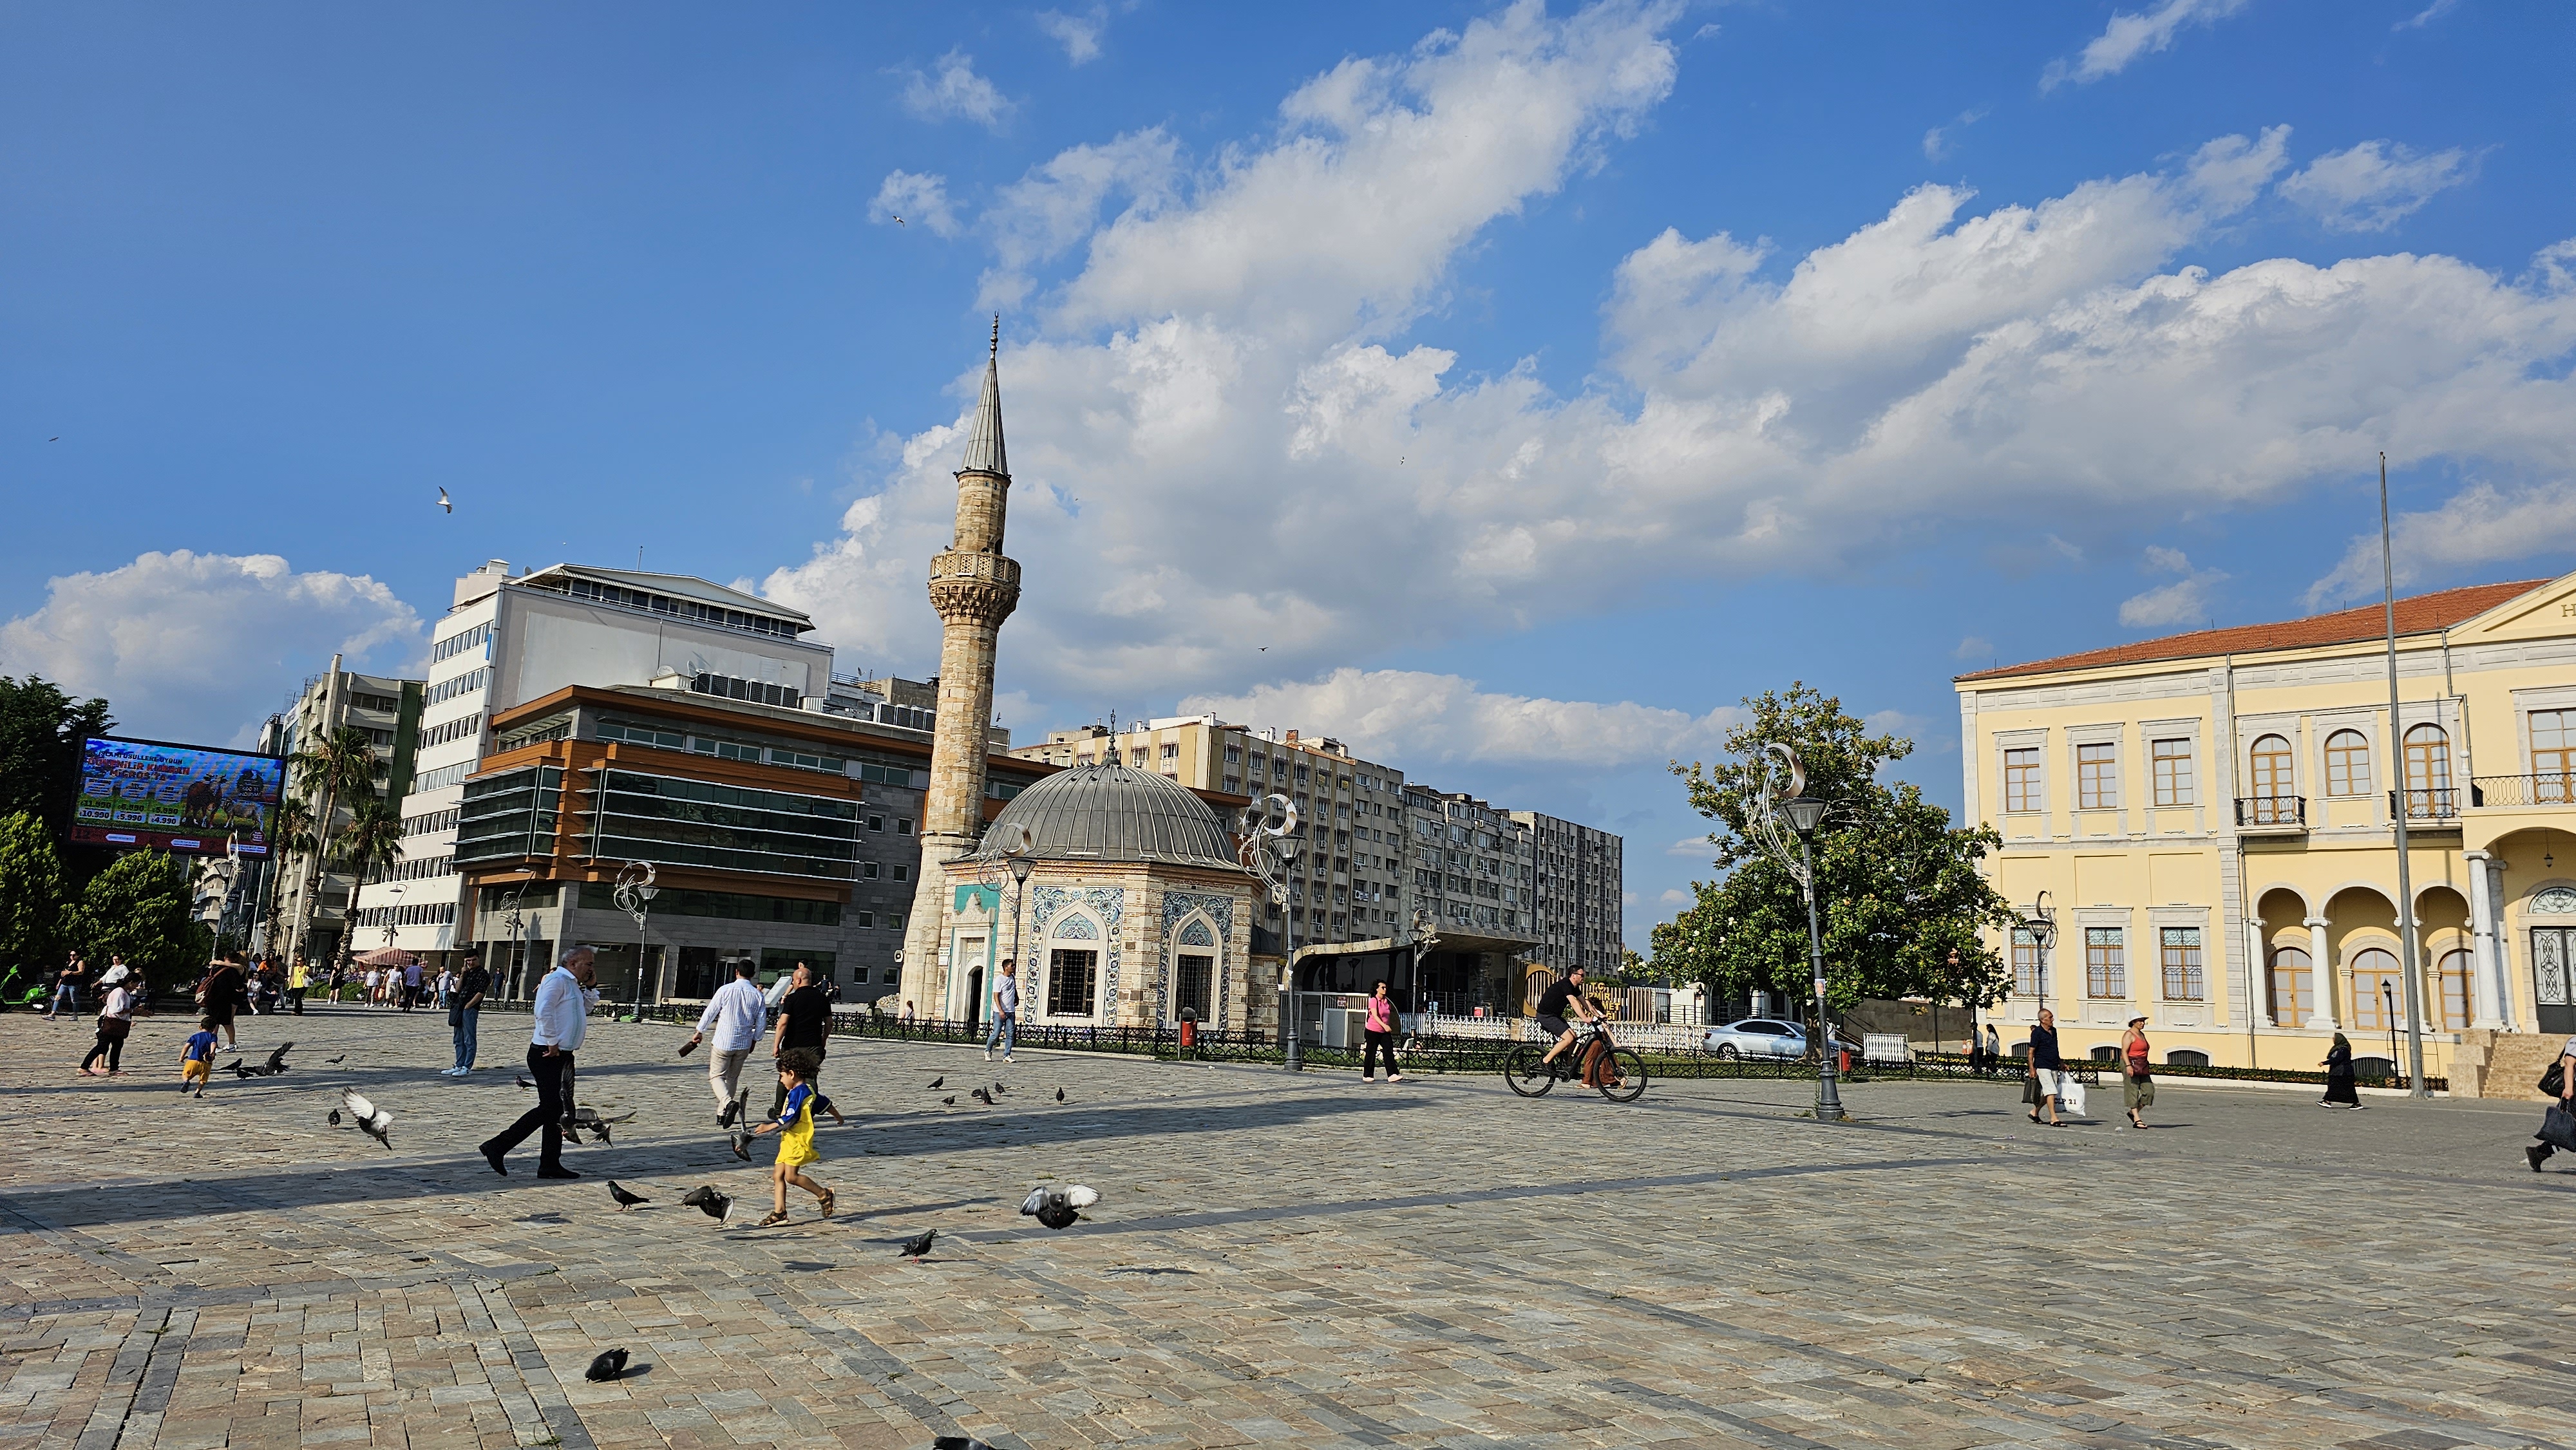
(2305, 480, 2576, 612)
(871, 170, 960, 238)
(763, 1, 2576, 747)
(901, 50, 1014, 130)
(0, 551, 422, 745)
(1037, 6, 1108, 64)
(2045, 0, 2250, 89)
(2280, 140, 2479, 232)
(1177, 668, 1742, 771)
(2119, 547, 2230, 628)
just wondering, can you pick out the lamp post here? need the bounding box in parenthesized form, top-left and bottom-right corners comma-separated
(2376, 451, 2430, 1098)
(1410, 905, 1440, 1030)
(2022, 890, 2057, 1001)
(1238, 794, 1302, 1069)
(1780, 793, 1844, 1122)
(612, 859, 657, 1020)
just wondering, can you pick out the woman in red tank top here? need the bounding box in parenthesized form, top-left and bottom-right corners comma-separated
(2121, 1017, 2154, 1129)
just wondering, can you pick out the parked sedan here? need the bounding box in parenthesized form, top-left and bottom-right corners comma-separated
(1703, 1018, 1862, 1062)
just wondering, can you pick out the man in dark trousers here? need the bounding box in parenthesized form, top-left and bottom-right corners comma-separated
(768, 961, 837, 1120)
(478, 946, 597, 1178)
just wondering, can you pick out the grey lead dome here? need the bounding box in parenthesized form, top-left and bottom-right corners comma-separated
(971, 758, 1241, 871)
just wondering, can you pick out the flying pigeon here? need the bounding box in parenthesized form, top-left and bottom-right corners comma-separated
(261, 1041, 294, 1073)
(730, 1130, 752, 1162)
(896, 1228, 936, 1260)
(942, 1096, 956, 1107)
(221, 1058, 242, 1074)
(325, 1055, 345, 1064)
(569, 1106, 631, 1145)
(1055, 1088, 1065, 1102)
(339, 1088, 393, 1150)
(607, 1181, 648, 1211)
(437, 487, 452, 514)
(927, 1077, 943, 1089)
(971, 1088, 993, 1106)
(681, 1185, 734, 1225)
(583, 1348, 628, 1382)
(1019, 1183, 1099, 1231)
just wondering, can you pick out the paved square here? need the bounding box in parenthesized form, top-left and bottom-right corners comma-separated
(4, 1005, 2570, 1449)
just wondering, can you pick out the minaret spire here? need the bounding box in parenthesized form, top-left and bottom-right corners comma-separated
(960, 315, 1009, 478)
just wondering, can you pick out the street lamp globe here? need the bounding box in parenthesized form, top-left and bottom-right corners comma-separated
(1782, 796, 1827, 836)
(1009, 854, 1034, 885)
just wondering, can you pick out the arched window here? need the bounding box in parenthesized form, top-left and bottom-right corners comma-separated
(2324, 730, 2371, 797)
(1173, 916, 1217, 1024)
(2349, 946, 2401, 1032)
(2268, 944, 2312, 1026)
(2248, 735, 2295, 823)
(1046, 913, 1101, 1019)
(2436, 947, 2472, 1030)
(2403, 724, 2452, 816)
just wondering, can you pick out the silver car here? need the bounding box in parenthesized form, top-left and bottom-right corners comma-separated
(1703, 1018, 1808, 1060)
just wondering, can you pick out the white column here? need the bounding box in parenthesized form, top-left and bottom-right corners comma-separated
(2249, 920, 2275, 1027)
(2304, 916, 2337, 1030)
(2487, 857, 2519, 1030)
(2466, 849, 2505, 1028)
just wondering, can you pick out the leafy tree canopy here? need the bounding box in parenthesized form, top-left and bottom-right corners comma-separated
(0, 676, 113, 839)
(68, 848, 205, 993)
(1653, 683, 2018, 1015)
(0, 811, 65, 977)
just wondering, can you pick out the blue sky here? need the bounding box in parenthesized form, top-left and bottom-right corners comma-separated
(6, 0, 2574, 952)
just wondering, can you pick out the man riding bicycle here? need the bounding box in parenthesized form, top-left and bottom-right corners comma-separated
(1536, 966, 1599, 1071)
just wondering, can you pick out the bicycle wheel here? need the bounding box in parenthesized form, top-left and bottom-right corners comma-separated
(1596, 1048, 1647, 1102)
(1503, 1045, 1557, 1097)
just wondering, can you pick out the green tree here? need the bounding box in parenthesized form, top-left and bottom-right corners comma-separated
(67, 848, 200, 992)
(336, 796, 406, 958)
(0, 675, 114, 840)
(0, 811, 66, 978)
(1656, 683, 2019, 1017)
(284, 726, 384, 964)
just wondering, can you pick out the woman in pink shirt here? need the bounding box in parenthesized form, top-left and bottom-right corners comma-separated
(1361, 981, 1405, 1084)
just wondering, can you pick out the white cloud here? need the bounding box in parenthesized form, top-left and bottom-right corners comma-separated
(0, 551, 422, 746)
(2119, 547, 2230, 628)
(1665, 834, 1712, 858)
(2280, 140, 2478, 232)
(871, 170, 960, 238)
(1177, 668, 1742, 770)
(1922, 106, 1988, 162)
(2395, 0, 2460, 29)
(765, 1, 2576, 742)
(1658, 887, 1693, 905)
(2305, 480, 2576, 612)
(1037, 6, 1107, 64)
(1954, 635, 1993, 659)
(901, 50, 1014, 130)
(2044, 0, 2249, 89)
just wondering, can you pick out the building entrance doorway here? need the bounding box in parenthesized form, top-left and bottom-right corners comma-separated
(2534, 926, 2575, 1035)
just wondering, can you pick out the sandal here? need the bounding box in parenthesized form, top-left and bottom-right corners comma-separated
(755, 1210, 790, 1228)
(816, 1189, 836, 1219)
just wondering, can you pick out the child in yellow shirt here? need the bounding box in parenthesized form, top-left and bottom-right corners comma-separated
(750, 1047, 835, 1227)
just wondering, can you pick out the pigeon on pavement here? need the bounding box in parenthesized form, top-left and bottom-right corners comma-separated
(930, 1439, 996, 1450)
(583, 1348, 627, 1381)
(221, 1058, 242, 1074)
(681, 1185, 734, 1225)
(897, 1228, 936, 1259)
(971, 1088, 993, 1106)
(1019, 1183, 1100, 1231)
(1056, 1088, 1066, 1102)
(927, 1077, 943, 1089)
(338, 1089, 393, 1150)
(607, 1181, 648, 1211)
(325, 1055, 345, 1064)
(516, 1074, 536, 1089)
(942, 1096, 956, 1107)
(327, 1108, 341, 1126)
(992, 1082, 1007, 1095)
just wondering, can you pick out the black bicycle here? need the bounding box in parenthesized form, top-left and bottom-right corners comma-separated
(1503, 1020, 1646, 1103)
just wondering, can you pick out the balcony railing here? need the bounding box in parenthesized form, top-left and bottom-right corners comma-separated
(2389, 787, 2460, 822)
(2470, 772, 2576, 808)
(2235, 795, 2306, 829)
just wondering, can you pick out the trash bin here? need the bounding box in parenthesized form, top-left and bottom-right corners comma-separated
(1179, 1008, 1197, 1052)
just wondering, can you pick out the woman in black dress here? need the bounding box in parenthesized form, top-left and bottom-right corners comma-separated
(2320, 1031, 2362, 1108)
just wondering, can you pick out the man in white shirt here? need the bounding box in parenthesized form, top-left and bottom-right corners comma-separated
(478, 946, 598, 1179)
(687, 958, 767, 1127)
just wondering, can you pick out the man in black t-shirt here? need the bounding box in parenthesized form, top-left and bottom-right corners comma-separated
(768, 963, 842, 1120)
(1536, 965, 1598, 1068)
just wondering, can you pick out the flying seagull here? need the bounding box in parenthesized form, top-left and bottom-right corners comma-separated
(893, 215, 905, 226)
(437, 487, 451, 513)
(1020, 1183, 1099, 1231)
(896, 1228, 936, 1260)
(682, 1185, 734, 1226)
(584, 1348, 629, 1382)
(607, 1181, 649, 1211)
(339, 1088, 393, 1150)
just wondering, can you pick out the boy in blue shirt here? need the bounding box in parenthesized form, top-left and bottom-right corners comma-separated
(180, 1017, 218, 1097)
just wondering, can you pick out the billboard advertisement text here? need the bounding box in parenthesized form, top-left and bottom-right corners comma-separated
(70, 735, 287, 857)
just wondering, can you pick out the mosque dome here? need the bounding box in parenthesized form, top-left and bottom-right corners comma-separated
(975, 759, 1243, 871)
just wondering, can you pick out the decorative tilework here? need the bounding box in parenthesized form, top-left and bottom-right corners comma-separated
(1031, 883, 1126, 1018)
(1179, 919, 1215, 946)
(1161, 889, 1238, 1027)
(1051, 914, 1099, 939)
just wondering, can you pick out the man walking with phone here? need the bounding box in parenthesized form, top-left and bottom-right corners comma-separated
(688, 958, 767, 1127)
(478, 946, 598, 1178)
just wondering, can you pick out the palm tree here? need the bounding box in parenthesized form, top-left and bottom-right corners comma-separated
(337, 797, 406, 951)
(285, 726, 384, 966)
(263, 795, 315, 952)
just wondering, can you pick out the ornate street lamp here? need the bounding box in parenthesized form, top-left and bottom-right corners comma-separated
(1745, 742, 1846, 1122)
(2022, 889, 2056, 1000)
(1238, 794, 1302, 1068)
(612, 859, 658, 1019)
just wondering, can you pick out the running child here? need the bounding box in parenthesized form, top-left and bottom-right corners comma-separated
(750, 1047, 836, 1227)
(180, 1016, 218, 1097)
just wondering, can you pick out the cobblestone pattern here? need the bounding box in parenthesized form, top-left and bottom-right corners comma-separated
(5, 1006, 2573, 1449)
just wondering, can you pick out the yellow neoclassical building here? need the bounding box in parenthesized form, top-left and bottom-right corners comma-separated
(1955, 570, 2576, 1091)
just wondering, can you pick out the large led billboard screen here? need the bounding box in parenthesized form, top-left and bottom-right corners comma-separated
(70, 735, 287, 857)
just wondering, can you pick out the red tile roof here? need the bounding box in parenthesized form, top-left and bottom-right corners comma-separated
(1956, 578, 2550, 683)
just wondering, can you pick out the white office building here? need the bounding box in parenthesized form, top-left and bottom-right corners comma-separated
(352, 560, 835, 963)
